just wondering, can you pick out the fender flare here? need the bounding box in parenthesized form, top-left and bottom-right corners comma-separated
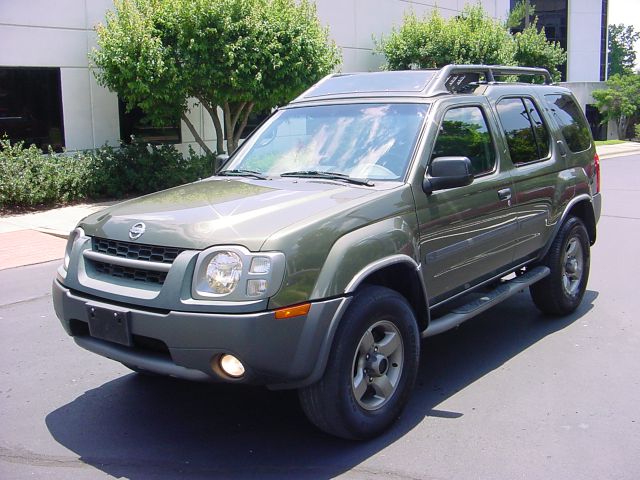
(538, 193, 596, 260)
(277, 255, 429, 390)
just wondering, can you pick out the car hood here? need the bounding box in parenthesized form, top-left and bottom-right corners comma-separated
(79, 177, 397, 251)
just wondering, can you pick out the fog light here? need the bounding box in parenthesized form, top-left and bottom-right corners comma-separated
(219, 354, 245, 378)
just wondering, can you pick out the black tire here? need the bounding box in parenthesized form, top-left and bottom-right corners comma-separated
(530, 216, 590, 316)
(298, 285, 420, 440)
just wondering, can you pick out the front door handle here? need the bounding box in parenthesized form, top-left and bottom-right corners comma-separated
(498, 188, 512, 201)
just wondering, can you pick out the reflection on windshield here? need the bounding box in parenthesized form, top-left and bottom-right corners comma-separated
(225, 103, 429, 180)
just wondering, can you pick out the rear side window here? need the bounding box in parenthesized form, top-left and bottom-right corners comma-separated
(496, 97, 550, 165)
(545, 94, 591, 152)
(431, 106, 496, 176)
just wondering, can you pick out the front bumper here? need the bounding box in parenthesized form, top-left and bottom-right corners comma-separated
(52, 279, 348, 389)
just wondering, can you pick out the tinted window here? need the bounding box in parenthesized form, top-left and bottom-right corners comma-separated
(431, 106, 496, 176)
(496, 98, 549, 164)
(0, 67, 64, 151)
(545, 94, 591, 152)
(524, 98, 550, 158)
(118, 98, 181, 144)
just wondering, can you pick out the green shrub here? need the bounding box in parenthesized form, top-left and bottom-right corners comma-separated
(85, 142, 214, 199)
(635, 124, 640, 140)
(0, 138, 93, 208)
(0, 137, 215, 209)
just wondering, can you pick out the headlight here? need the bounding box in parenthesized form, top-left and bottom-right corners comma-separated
(64, 227, 84, 270)
(205, 251, 243, 294)
(192, 246, 285, 301)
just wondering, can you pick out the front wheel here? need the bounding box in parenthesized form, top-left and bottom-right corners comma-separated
(298, 285, 420, 440)
(530, 216, 590, 316)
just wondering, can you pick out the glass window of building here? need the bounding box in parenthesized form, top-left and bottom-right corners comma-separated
(0, 67, 65, 151)
(118, 99, 181, 144)
(509, 0, 568, 80)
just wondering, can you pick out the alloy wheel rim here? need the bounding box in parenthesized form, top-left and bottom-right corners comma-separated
(351, 320, 404, 411)
(562, 236, 584, 297)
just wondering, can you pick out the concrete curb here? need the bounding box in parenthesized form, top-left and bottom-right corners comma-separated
(33, 228, 70, 240)
(598, 151, 640, 160)
(596, 142, 640, 160)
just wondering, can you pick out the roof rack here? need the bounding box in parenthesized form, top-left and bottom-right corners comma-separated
(424, 64, 553, 96)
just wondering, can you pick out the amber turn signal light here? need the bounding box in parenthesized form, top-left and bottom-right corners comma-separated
(275, 303, 311, 319)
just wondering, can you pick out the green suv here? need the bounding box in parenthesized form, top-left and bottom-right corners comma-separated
(53, 65, 601, 439)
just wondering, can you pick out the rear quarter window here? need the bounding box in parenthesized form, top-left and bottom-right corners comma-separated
(544, 94, 592, 152)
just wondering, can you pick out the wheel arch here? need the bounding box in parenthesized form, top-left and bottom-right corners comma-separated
(564, 196, 597, 245)
(540, 194, 597, 261)
(280, 255, 429, 391)
(346, 256, 430, 333)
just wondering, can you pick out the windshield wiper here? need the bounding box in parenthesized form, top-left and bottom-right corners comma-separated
(280, 170, 374, 186)
(218, 169, 268, 180)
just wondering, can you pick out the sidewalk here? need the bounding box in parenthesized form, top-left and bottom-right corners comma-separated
(0, 202, 114, 271)
(596, 141, 640, 159)
(1, 142, 639, 271)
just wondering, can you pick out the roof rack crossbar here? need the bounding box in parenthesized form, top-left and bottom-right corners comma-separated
(425, 64, 553, 95)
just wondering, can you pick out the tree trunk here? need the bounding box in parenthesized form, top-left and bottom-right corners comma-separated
(222, 102, 255, 154)
(181, 113, 212, 155)
(233, 102, 255, 149)
(223, 102, 236, 153)
(618, 116, 630, 139)
(198, 97, 225, 154)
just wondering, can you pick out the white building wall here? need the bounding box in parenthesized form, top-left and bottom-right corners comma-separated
(567, 0, 603, 82)
(0, 0, 118, 150)
(317, 0, 510, 72)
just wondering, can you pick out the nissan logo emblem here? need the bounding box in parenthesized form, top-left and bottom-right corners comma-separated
(129, 222, 146, 240)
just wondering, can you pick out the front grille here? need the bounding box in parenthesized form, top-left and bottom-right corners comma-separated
(92, 260, 168, 284)
(89, 237, 186, 285)
(92, 237, 184, 264)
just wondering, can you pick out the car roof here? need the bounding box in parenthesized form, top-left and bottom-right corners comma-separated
(289, 64, 560, 105)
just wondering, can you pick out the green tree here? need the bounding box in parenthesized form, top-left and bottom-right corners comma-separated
(592, 74, 640, 139)
(376, 5, 515, 70)
(377, 3, 565, 80)
(513, 20, 566, 81)
(92, 0, 340, 155)
(608, 24, 640, 76)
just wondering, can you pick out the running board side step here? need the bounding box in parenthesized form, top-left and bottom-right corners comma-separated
(422, 266, 550, 338)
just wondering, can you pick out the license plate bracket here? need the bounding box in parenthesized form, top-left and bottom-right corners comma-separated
(86, 304, 132, 346)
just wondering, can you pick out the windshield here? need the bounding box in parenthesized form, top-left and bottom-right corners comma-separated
(224, 103, 429, 181)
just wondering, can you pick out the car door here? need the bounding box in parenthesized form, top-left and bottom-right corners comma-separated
(493, 93, 571, 263)
(413, 98, 518, 304)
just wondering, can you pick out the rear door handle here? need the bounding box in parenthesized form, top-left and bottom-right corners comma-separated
(557, 140, 568, 157)
(498, 188, 512, 201)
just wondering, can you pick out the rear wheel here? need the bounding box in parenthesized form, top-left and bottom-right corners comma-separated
(298, 285, 420, 440)
(530, 216, 590, 316)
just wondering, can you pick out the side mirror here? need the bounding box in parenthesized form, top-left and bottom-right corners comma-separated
(214, 153, 230, 174)
(423, 156, 474, 194)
